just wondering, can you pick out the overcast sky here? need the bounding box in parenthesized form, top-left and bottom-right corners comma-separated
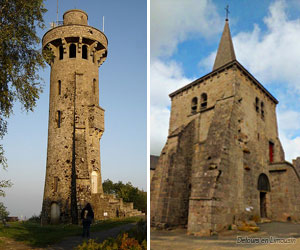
(150, 0, 300, 164)
(1, 0, 146, 218)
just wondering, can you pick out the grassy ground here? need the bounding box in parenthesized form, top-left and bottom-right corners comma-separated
(0, 216, 142, 248)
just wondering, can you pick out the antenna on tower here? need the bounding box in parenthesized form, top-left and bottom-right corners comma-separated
(56, 0, 59, 25)
(103, 16, 105, 33)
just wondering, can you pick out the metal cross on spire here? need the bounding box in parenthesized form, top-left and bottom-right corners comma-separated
(225, 5, 230, 21)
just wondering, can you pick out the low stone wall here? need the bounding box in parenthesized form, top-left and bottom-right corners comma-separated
(269, 162, 300, 222)
(91, 193, 144, 220)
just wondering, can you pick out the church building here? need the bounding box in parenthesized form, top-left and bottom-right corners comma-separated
(150, 18, 300, 236)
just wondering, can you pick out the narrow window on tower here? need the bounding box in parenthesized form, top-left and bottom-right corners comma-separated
(269, 141, 274, 163)
(59, 46, 64, 60)
(261, 101, 265, 119)
(82, 45, 88, 59)
(54, 177, 58, 192)
(191, 97, 198, 114)
(201, 93, 207, 109)
(69, 43, 76, 58)
(58, 80, 61, 95)
(93, 79, 96, 94)
(255, 97, 259, 112)
(57, 110, 61, 128)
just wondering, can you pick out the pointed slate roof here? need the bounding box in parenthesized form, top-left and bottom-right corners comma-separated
(169, 18, 278, 105)
(212, 19, 236, 71)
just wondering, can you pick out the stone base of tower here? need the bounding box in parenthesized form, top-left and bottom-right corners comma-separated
(41, 194, 144, 225)
(91, 193, 144, 220)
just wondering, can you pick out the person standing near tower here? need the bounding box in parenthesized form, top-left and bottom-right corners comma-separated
(81, 203, 94, 238)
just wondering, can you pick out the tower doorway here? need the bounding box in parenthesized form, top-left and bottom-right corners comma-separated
(91, 171, 98, 194)
(257, 173, 270, 218)
(50, 202, 60, 224)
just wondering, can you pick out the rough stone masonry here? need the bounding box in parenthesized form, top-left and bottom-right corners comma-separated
(151, 19, 300, 236)
(41, 9, 142, 224)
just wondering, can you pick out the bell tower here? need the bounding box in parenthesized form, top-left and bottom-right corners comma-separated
(41, 9, 108, 224)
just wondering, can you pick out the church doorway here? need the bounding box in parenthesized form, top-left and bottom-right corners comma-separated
(260, 192, 267, 218)
(257, 173, 270, 218)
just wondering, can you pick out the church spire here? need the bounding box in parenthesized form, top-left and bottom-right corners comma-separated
(212, 18, 236, 71)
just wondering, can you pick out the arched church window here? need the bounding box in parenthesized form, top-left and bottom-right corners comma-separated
(255, 97, 259, 112)
(191, 97, 198, 113)
(201, 93, 207, 109)
(261, 101, 264, 118)
(59, 46, 63, 60)
(82, 45, 88, 59)
(69, 44, 76, 58)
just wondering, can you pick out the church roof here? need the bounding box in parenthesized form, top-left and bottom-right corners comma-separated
(169, 60, 278, 104)
(169, 19, 278, 104)
(213, 20, 236, 71)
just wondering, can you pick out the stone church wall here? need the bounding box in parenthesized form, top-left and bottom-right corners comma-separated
(151, 64, 300, 235)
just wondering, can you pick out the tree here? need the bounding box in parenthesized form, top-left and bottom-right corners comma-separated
(0, 0, 47, 194)
(0, 202, 9, 225)
(103, 179, 147, 213)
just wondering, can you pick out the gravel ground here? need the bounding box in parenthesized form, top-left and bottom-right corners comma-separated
(151, 222, 300, 250)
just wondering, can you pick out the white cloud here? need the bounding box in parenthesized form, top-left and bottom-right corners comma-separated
(151, 60, 192, 107)
(150, 0, 221, 155)
(150, 106, 170, 156)
(279, 134, 300, 162)
(200, 0, 300, 91)
(151, 0, 221, 58)
(150, 60, 193, 154)
(278, 110, 300, 134)
(277, 109, 300, 161)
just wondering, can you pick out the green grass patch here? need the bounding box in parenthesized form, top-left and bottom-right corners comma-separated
(0, 216, 141, 247)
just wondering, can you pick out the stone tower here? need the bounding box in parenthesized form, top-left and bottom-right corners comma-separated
(151, 19, 300, 235)
(41, 9, 108, 224)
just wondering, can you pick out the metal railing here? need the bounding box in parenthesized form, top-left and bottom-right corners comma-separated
(50, 21, 64, 29)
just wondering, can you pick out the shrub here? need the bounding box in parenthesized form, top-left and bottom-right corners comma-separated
(127, 219, 146, 243)
(28, 214, 41, 223)
(76, 233, 146, 250)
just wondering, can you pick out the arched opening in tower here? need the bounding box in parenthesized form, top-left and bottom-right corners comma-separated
(82, 45, 88, 59)
(69, 44, 76, 58)
(59, 45, 64, 60)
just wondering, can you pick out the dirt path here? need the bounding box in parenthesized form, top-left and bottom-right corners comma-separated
(0, 237, 43, 250)
(47, 223, 135, 250)
(151, 222, 300, 250)
(0, 223, 135, 250)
